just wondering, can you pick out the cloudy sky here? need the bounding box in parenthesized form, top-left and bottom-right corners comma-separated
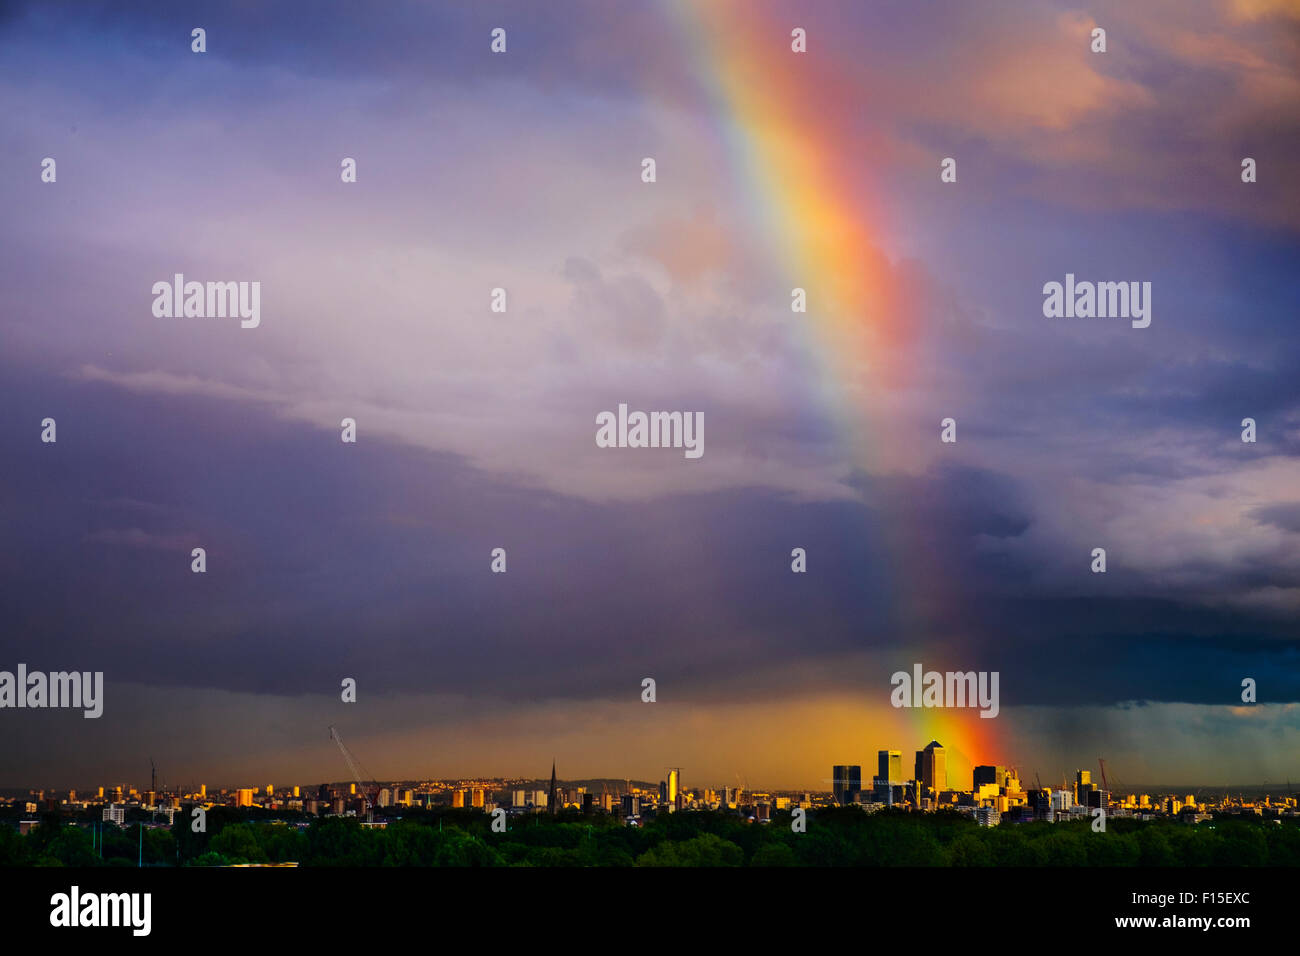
(1, 0, 1298, 792)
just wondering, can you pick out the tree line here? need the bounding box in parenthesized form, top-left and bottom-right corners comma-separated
(2, 806, 1297, 867)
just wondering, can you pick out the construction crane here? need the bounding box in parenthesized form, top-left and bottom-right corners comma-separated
(329, 726, 380, 821)
(1098, 758, 1108, 793)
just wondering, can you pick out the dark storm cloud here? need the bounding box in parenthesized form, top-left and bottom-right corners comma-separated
(0, 0, 691, 101)
(3, 358, 1296, 716)
(1252, 502, 1300, 534)
(909, 217, 1300, 488)
(946, 598, 1300, 708)
(2, 0, 1298, 787)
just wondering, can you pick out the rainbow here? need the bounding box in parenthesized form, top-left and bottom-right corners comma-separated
(663, 0, 1009, 783)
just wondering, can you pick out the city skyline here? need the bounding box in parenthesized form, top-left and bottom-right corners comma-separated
(7, 732, 1299, 796)
(11, 754, 1296, 819)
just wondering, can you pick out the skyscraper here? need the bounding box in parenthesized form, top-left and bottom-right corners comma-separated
(1075, 770, 1093, 807)
(973, 765, 1007, 789)
(878, 750, 902, 784)
(548, 760, 558, 816)
(919, 740, 946, 793)
(667, 768, 681, 812)
(874, 750, 904, 803)
(832, 765, 862, 805)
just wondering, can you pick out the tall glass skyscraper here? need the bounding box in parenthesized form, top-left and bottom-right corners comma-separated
(832, 765, 861, 804)
(878, 750, 902, 784)
(918, 740, 946, 793)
